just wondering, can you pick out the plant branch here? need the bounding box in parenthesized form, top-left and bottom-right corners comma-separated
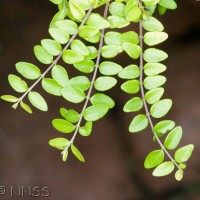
(13, 7, 93, 108)
(68, 1, 110, 146)
(138, 19, 181, 171)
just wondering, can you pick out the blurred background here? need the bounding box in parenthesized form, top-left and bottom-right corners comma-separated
(0, 0, 200, 199)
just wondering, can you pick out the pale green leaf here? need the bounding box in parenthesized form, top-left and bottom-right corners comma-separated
(144, 75, 166, 90)
(49, 137, 69, 150)
(74, 60, 95, 73)
(20, 101, 33, 114)
(28, 91, 48, 111)
(164, 126, 182, 150)
(144, 150, 164, 169)
(158, 5, 167, 15)
(150, 99, 172, 118)
(52, 119, 75, 133)
(142, 16, 164, 32)
(144, 32, 168, 46)
(121, 80, 140, 94)
(104, 31, 122, 45)
(64, 109, 80, 123)
(16, 62, 41, 80)
(174, 144, 194, 163)
(144, 63, 166, 76)
(86, 13, 110, 29)
(71, 144, 85, 162)
(90, 93, 115, 109)
(83, 104, 109, 121)
(62, 50, 84, 64)
(107, 15, 130, 28)
(175, 170, 184, 181)
(144, 48, 168, 63)
(79, 121, 93, 136)
(126, 6, 142, 22)
(69, 1, 85, 21)
(94, 76, 117, 91)
(129, 114, 148, 133)
(101, 45, 123, 58)
(123, 97, 143, 112)
(70, 39, 89, 56)
(153, 161, 175, 177)
(55, 19, 78, 35)
(49, 28, 69, 44)
(118, 31, 139, 44)
(118, 64, 140, 79)
(159, 0, 177, 9)
(61, 86, 85, 103)
(41, 39, 62, 56)
(109, 2, 125, 17)
(78, 25, 100, 38)
(8, 74, 28, 93)
(51, 65, 69, 87)
(49, 0, 63, 4)
(86, 46, 98, 59)
(34, 45, 53, 64)
(1, 95, 19, 103)
(145, 87, 164, 104)
(42, 78, 62, 96)
(154, 120, 175, 135)
(99, 61, 122, 75)
(66, 76, 90, 91)
(122, 43, 142, 59)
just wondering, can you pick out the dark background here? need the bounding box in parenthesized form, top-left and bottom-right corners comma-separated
(0, 0, 200, 199)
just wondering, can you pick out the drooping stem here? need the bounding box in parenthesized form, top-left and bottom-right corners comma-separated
(13, 7, 93, 108)
(138, 19, 181, 170)
(68, 1, 110, 146)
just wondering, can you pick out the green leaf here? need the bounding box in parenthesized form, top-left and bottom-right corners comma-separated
(159, 0, 177, 10)
(49, 28, 69, 44)
(99, 61, 122, 76)
(122, 43, 142, 59)
(144, 75, 166, 90)
(145, 87, 164, 104)
(118, 31, 139, 44)
(150, 99, 172, 118)
(144, 150, 164, 169)
(16, 62, 41, 80)
(61, 149, 68, 162)
(144, 32, 168, 46)
(94, 76, 117, 91)
(71, 0, 91, 10)
(78, 25, 100, 38)
(28, 91, 48, 111)
(20, 101, 33, 114)
(121, 80, 140, 94)
(154, 120, 175, 135)
(142, 0, 159, 6)
(101, 45, 123, 58)
(61, 86, 85, 103)
(129, 114, 148, 133)
(107, 15, 130, 28)
(66, 76, 90, 91)
(86, 13, 110, 29)
(175, 170, 184, 181)
(90, 93, 115, 109)
(83, 104, 109, 122)
(41, 39, 62, 56)
(52, 119, 75, 133)
(174, 144, 194, 163)
(64, 109, 80, 123)
(1, 95, 18, 103)
(104, 31, 122, 45)
(74, 60, 95, 73)
(34, 45, 53, 64)
(69, 1, 85, 21)
(153, 161, 175, 177)
(51, 65, 69, 87)
(86, 46, 98, 59)
(164, 127, 182, 150)
(62, 50, 84, 64)
(70, 39, 89, 56)
(49, 0, 63, 4)
(49, 137, 69, 150)
(123, 97, 143, 112)
(144, 63, 166, 76)
(55, 19, 78, 35)
(71, 144, 85, 162)
(42, 78, 62, 96)
(79, 121, 93, 136)
(142, 16, 164, 32)
(158, 5, 167, 15)
(144, 48, 168, 63)
(8, 74, 28, 93)
(125, 6, 142, 22)
(109, 2, 125, 17)
(118, 64, 140, 79)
